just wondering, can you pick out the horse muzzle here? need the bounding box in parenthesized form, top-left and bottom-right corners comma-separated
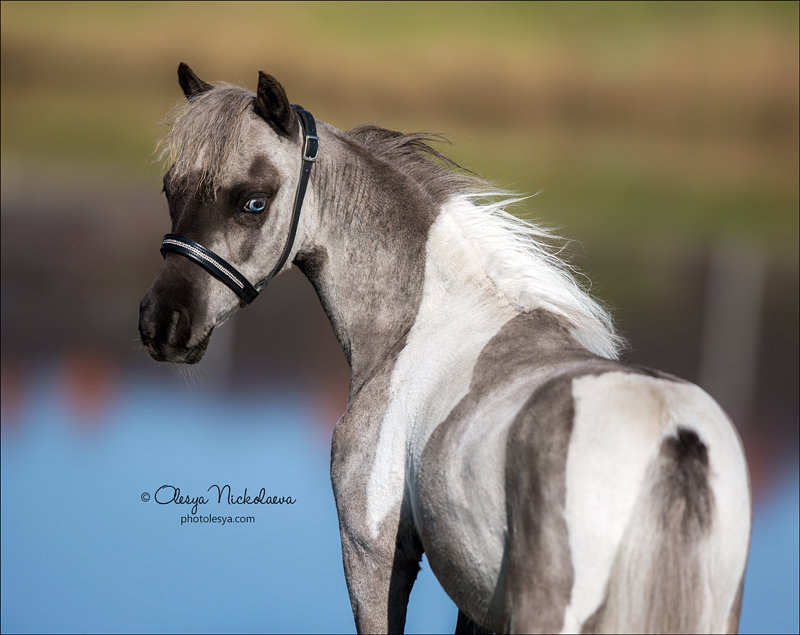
(138, 288, 214, 364)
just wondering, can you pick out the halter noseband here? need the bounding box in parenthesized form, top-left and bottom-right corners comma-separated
(159, 104, 319, 304)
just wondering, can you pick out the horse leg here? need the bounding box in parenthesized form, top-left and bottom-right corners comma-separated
(725, 576, 745, 634)
(455, 609, 493, 635)
(338, 518, 422, 633)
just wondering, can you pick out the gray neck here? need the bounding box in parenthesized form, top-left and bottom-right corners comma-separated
(295, 126, 437, 393)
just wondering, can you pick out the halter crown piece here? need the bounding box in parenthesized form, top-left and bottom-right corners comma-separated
(160, 105, 319, 304)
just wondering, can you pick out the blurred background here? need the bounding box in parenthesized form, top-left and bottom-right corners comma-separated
(1, 2, 797, 633)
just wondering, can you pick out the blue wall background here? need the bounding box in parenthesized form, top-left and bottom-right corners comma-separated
(1, 370, 797, 634)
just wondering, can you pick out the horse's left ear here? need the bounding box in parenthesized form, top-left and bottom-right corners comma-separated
(254, 71, 298, 137)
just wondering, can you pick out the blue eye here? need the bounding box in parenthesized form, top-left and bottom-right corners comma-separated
(242, 197, 268, 213)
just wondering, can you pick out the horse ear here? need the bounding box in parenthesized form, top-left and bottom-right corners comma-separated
(254, 71, 298, 137)
(177, 62, 213, 99)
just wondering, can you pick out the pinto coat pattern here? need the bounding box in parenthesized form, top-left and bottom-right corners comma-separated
(139, 65, 751, 634)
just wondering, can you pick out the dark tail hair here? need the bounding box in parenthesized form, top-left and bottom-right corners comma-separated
(585, 427, 715, 633)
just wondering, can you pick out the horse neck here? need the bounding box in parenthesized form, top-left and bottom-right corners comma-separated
(295, 127, 441, 390)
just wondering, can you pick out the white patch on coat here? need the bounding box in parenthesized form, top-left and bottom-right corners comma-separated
(561, 372, 750, 632)
(365, 191, 635, 537)
(365, 200, 518, 538)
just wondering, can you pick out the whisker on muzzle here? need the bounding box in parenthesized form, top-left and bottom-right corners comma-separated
(177, 363, 205, 388)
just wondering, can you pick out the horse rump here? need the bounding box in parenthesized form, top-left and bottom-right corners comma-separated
(585, 426, 727, 634)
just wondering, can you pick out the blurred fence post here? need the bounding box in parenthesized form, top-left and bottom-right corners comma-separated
(699, 237, 766, 429)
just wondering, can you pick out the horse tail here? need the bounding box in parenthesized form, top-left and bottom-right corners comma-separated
(587, 426, 722, 634)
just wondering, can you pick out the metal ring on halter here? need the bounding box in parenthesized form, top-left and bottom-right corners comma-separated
(159, 105, 318, 305)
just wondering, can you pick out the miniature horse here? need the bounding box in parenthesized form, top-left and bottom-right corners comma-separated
(140, 64, 750, 634)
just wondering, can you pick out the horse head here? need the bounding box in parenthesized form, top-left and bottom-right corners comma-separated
(138, 63, 316, 363)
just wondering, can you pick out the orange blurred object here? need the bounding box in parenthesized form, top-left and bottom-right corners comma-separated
(58, 350, 118, 424)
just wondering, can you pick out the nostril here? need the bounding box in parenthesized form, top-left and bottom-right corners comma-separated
(167, 311, 181, 342)
(167, 308, 191, 348)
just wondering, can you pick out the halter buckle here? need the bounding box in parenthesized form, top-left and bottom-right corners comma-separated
(303, 135, 320, 162)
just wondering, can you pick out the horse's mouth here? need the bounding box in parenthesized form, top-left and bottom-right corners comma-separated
(143, 328, 214, 365)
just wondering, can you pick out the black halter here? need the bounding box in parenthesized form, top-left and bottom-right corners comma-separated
(160, 105, 319, 304)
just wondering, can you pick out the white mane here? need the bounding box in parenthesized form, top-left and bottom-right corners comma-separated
(441, 193, 624, 359)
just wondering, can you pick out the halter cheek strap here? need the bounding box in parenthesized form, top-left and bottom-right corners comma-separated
(159, 104, 319, 304)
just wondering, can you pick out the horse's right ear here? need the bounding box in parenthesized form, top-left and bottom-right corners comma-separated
(177, 62, 213, 100)
(254, 71, 298, 137)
